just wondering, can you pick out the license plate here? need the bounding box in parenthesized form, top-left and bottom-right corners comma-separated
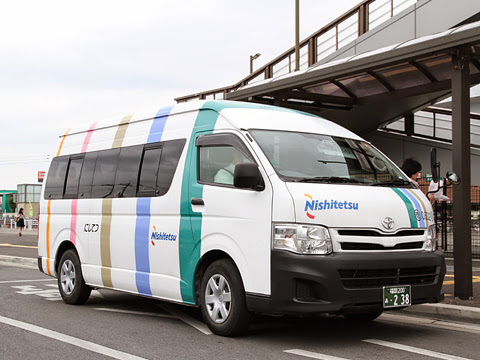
(383, 285, 411, 308)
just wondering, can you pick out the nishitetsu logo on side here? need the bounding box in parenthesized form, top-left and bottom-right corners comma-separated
(151, 226, 177, 246)
(304, 194, 359, 219)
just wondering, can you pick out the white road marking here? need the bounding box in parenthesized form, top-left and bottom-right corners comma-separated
(363, 339, 473, 360)
(284, 349, 352, 360)
(379, 313, 480, 335)
(94, 308, 176, 318)
(156, 303, 212, 335)
(0, 278, 56, 284)
(0, 314, 147, 360)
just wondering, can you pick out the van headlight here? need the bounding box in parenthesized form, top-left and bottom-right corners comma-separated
(273, 224, 332, 255)
(425, 225, 437, 251)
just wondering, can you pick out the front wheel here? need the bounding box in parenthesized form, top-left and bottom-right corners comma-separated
(200, 259, 250, 336)
(58, 249, 91, 305)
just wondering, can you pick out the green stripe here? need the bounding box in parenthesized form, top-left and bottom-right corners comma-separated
(178, 103, 224, 304)
(391, 188, 418, 228)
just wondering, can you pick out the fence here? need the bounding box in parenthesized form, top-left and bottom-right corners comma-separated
(0, 218, 38, 231)
(417, 180, 480, 259)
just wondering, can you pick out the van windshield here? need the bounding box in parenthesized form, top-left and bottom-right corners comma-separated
(250, 130, 412, 187)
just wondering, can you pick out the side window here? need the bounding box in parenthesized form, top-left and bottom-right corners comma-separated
(64, 156, 84, 199)
(78, 151, 98, 199)
(199, 146, 252, 186)
(156, 139, 186, 196)
(92, 148, 121, 198)
(114, 145, 143, 198)
(138, 144, 162, 197)
(44, 156, 69, 199)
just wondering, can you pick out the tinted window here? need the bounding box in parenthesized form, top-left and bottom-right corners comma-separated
(92, 148, 120, 198)
(157, 139, 186, 195)
(199, 146, 251, 185)
(114, 145, 143, 198)
(64, 157, 84, 198)
(78, 152, 98, 199)
(44, 156, 69, 199)
(138, 145, 162, 196)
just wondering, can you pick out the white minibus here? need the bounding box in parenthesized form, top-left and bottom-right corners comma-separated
(38, 100, 445, 336)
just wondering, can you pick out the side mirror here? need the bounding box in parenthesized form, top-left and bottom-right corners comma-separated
(446, 171, 460, 185)
(234, 163, 264, 191)
(430, 148, 440, 183)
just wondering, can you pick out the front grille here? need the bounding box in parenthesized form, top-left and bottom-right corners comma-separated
(337, 229, 424, 237)
(340, 241, 424, 251)
(338, 266, 438, 289)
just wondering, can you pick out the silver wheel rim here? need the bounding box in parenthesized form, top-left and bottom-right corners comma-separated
(205, 274, 231, 323)
(60, 259, 76, 295)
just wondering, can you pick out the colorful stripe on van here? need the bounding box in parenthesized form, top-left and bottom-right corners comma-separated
(391, 188, 429, 228)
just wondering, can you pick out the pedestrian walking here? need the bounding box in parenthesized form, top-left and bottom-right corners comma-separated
(15, 208, 25, 236)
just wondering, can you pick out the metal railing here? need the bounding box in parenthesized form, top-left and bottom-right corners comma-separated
(383, 107, 480, 148)
(175, 0, 418, 103)
(0, 218, 38, 230)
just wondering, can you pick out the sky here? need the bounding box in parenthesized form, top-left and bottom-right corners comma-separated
(0, 0, 360, 189)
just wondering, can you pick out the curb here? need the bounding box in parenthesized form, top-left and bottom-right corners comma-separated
(401, 303, 480, 324)
(0, 255, 37, 270)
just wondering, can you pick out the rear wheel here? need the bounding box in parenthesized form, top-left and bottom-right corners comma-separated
(58, 249, 91, 305)
(200, 259, 250, 336)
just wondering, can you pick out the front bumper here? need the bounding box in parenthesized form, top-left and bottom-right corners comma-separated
(246, 250, 445, 315)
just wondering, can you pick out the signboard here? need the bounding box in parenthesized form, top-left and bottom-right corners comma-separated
(38, 171, 45, 183)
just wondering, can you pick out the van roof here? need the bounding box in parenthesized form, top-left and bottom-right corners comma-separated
(62, 100, 361, 141)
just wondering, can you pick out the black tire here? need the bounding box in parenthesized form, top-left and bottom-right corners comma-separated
(57, 249, 91, 305)
(344, 310, 383, 322)
(200, 259, 250, 336)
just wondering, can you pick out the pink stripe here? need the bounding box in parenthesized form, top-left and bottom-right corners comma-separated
(81, 121, 98, 153)
(70, 200, 78, 245)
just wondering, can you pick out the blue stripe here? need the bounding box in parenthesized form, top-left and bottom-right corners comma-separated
(135, 197, 152, 296)
(147, 105, 174, 144)
(399, 188, 425, 228)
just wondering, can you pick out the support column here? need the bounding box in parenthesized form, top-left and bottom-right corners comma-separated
(451, 49, 473, 300)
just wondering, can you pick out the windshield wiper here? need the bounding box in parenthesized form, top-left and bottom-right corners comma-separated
(368, 179, 412, 187)
(297, 176, 360, 183)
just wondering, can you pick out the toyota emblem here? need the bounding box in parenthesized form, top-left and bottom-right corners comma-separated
(382, 217, 395, 230)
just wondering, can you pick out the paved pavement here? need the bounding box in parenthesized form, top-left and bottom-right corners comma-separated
(1, 226, 479, 324)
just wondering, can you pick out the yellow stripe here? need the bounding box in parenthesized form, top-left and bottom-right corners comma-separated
(46, 200, 52, 276)
(56, 129, 70, 157)
(112, 114, 133, 148)
(100, 199, 113, 288)
(0, 244, 38, 249)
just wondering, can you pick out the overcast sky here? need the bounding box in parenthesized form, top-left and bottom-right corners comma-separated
(0, 0, 360, 190)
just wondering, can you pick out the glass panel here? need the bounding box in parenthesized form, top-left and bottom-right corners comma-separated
(250, 130, 409, 185)
(385, 119, 404, 131)
(78, 152, 98, 199)
(393, 0, 416, 15)
(92, 148, 121, 198)
(138, 146, 162, 196)
(44, 156, 69, 199)
(414, 111, 434, 137)
(369, 0, 391, 31)
(199, 146, 252, 186)
(114, 145, 143, 198)
(377, 63, 429, 89)
(303, 82, 350, 97)
(272, 57, 291, 78)
(316, 28, 336, 61)
(339, 73, 387, 97)
(65, 158, 84, 198)
(338, 14, 358, 49)
(419, 55, 451, 81)
(156, 139, 186, 196)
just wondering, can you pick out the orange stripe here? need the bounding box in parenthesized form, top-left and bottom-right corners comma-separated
(56, 129, 70, 157)
(46, 200, 52, 276)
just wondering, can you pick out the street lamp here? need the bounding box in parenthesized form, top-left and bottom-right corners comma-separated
(250, 53, 261, 74)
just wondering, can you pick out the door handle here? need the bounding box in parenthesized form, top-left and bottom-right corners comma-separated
(191, 198, 204, 206)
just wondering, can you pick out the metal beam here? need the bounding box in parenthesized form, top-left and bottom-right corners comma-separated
(272, 89, 355, 106)
(452, 50, 473, 300)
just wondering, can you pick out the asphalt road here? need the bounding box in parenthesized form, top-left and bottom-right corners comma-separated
(1, 264, 480, 360)
(1, 229, 480, 359)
